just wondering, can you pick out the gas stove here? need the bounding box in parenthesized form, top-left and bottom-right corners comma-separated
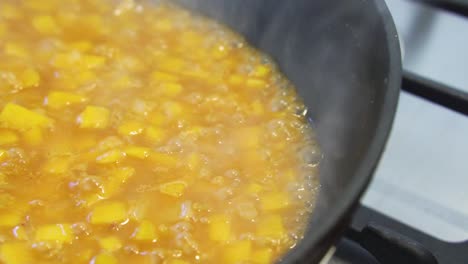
(328, 1, 468, 263)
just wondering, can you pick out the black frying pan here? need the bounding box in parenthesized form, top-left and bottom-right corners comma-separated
(175, 0, 402, 263)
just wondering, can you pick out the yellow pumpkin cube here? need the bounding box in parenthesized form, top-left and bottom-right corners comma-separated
(0, 149, 7, 162)
(209, 214, 231, 241)
(0, 4, 22, 20)
(46, 91, 88, 109)
(159, 180, 187, 198)
(133, 220, 157, 241)
(35, 224, 73, 243)
(163, 101, 183, 117)
(0, 103, 52, 131)
(78, 106, 110, 129)
(102, 167, 135, 198)
(246, 78, 267, 89)
(151, 71, 178, 82)
(124, 146, 151, 159)
(228, 74, 244, 86)
(252, 65, 271, 78)
(81, 55, 106, 69)
(150, 152, 178, 167)
(0, 213, 22, 227)
(99, 236, 122, 251)
(12, 226, 27, 240)
(0, 130, 18, 146)
(96, 149, 125, 164)
(224, 240, 252, 264)
(42, 157, 72, 175)
(251, 100, 265, 116)
(0, 242, 32, 264)
(260, 192, 290, 211)
(20, 68, 40, 88)
(113, 167, 135, 183)
(155, 19, 173, 32)
(92, 253, 118, 264)
(161, 82, 183, 96)
(4, 43, 27, 58)
(246, 183, 263, 194)
(117, 121, 145, 136)
(0, 24, 6, 37)
(22, 127, 43, 146)
(166, 260, 190, 264)
(32, 15, 59, 34)
(251, 248, 273, 264)
(257, 215, 285, 239)
(234, 126, 261, 149)
(90, 201, 127, 224)
(145, 126, 166, 144)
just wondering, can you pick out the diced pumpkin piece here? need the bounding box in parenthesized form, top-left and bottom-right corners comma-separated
(251, 248, 273, 264)
(4, 43, 27, 58)
(0, 172, 7, 186)
(224, 240, 252, 264)
(186, 153, 200, 171)
(90, 201, 127, 224)
(246, 183, 263, 194)
(32, 15, 59, 34)
(99, 236, 122, 251)
(257, 215, 285, 239)
(35, 224, 73, 243)
(0, 24, 6, 37)
(252, 65, 271, 78)
(12, 226, 27, 240)
(150, 152, 178, 167)
(159, 180, 187, 198)
(46, 91, 88, 109)
(92, 253, 118, 264)
(166, 260, 190, 264)
(70, 41, 93, 52)
(132, 220, 157, 241)
(78, 106, 110, 129)
(246, 78, 267, 89)
(52, 52, 80, 68)
(209, 214, 231, 241)
(228, 74, 244, 86)
(163, 101, 183, 117)
(0, 213, 22, 227)
(113, 167, 135, 183)
(117, 121, 145, 136)
(124, 146, 151, 159)
(151, 71, 178, 82)
(145, 126, 166, 144)
(234, 126, 262, 149)
(0, 130, 18, 146)
(103, 167, 135, 197)
(251, 100, 264, 115)
(22, 127, 43, 146)
(0, 149, 7, 162)
(155, 19, 173, 32)
(161, 82, 182, 96)
(96, 149, 124, 164)
(0, 103, 52, 131)
(76, 70, 96, 84)
(20, 68, 40, 88)
(42, 156, 72, 174)
(81, 55, 106, 69)
(0, 242, 32, 264)
(260, 192, 290, 211)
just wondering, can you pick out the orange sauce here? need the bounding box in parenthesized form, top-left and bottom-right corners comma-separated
(0, 1, 319, 263)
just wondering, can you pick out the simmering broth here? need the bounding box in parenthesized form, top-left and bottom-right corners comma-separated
(0, 1, 320, 263)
